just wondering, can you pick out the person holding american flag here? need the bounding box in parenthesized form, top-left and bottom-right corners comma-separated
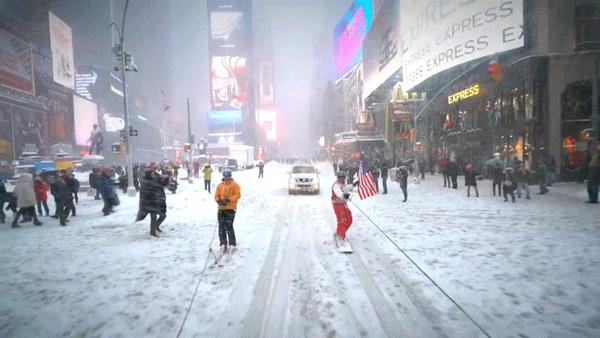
(331, 171, 353, 247)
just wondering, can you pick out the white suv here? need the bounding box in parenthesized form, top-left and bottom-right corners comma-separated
(288, 164, 320, 195)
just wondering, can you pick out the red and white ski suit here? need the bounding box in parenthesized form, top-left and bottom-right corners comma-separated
(331, 181, 352, 240)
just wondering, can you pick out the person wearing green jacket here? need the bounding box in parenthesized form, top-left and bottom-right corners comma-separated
(202, 164, 213, 193)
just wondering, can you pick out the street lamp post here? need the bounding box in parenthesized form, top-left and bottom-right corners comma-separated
(110, 0, 136, 196)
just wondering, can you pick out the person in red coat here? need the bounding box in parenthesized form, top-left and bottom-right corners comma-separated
(34, 176, 50, 216)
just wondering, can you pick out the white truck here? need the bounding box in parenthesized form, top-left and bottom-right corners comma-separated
(227, 145, 255, 170)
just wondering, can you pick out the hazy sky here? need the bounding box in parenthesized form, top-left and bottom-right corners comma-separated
(50, 0, 352, 157)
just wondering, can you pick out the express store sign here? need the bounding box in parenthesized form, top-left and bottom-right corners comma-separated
(448, 83, 480, 104)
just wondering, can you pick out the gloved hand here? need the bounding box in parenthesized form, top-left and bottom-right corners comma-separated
(218, 198, 230, 206)
(353, 181, 358, 187)
(343, 193, 350, 200)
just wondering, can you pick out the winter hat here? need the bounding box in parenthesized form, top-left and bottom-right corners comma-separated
(222, 170, 232, 178)
(336, 171, 347, 178)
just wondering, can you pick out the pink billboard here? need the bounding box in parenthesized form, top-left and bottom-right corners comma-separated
(333, 0, 375, 80)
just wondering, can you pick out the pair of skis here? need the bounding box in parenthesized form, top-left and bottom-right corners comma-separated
(212, 246, 236, 267)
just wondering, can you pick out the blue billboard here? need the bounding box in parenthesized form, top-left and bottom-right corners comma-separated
(208, 109, 242, 125)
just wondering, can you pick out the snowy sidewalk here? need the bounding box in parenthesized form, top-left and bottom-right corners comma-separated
(350, 172, 600, 337)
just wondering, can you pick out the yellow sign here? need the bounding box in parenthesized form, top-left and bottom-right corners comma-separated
(55, 159, 74, 171)
(448, 84, 480, 104)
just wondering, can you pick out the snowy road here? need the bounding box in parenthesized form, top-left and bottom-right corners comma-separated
(1, 162, 599, 337)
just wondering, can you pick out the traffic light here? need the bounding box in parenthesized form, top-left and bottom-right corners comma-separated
(184, 143, 191, 153)
(128, 126, 138, 137)
(488, 60, 501, 81)
(111, 143, 122, 154)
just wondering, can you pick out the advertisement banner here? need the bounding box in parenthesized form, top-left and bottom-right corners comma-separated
(211, 56, 248, 110)
(0, 103, 13, 159)
(47, 90, 71, 144)
(210, 11, 247, 52)
(72, 95, 98, 146)
(12, 106, 49, 156)
(401, 0, 524, 90)
(257, 109, 277, 141)
(49, 11, 75, 89)
(208, 109, 242, 125)
(362, 0, 401, 100)
(75, 68, 98, 100)
(0, 29, 35, 94)
(333, 0, 375, 80)
(258, 62, 274, 107)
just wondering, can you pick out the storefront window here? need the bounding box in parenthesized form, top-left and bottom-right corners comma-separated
(525, 92, 534, 120)
(575, 0, 600, 50)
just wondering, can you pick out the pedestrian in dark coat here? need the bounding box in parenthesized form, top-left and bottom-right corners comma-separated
(136, 165, 169, 237)
(380, 161, 388, 194)
(586, 143, 600, 203)
(503, 167, 517, 202)
(398, 166, 408, 202)
(99, 167, 119, 215)
(89, 168, 101, 200)
(516, 164, 531, 199)
(464, 163, 479, 197)
(53, 173, 74, 226)
(448, 160, 459, 189)
(65, 173, 80, 216)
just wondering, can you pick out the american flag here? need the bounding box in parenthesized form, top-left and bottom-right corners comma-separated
(358, 158, 377, 200)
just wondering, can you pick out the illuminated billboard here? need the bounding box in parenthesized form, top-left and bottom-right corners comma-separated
(257, 109, 277, 141)
(208, 109, 242, 125)
(333, 0, 375, 80)
(211, 56, 248, 110)
(49, 12, 75, 89)
(401, 0, 524, 90)
(72, 95, 98, 146)
(362, 0, 401, 99)
(210, 11, 246, 51)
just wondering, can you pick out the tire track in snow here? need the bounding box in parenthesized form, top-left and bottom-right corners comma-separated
(316, 197, 410, 337)
(241, 197, 290, 337)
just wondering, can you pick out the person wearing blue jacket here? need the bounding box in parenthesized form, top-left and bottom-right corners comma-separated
(99, 167, 119, 216)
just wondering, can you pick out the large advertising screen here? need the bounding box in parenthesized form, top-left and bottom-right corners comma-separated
(258, 62, 274, 107)
(47, 90, 71, 144)
(72, 95, 98, 146)
(49, 12, 75, 89)
(401, 0, 524, 90)
(211, 56, 248, 110)
(362, 0, 401, 100)
(210, 11, 246, 51)
(257, 109, 277, 141)
(0, 29, 35, 94)
(333, 0, 375, 81)
(208, 109, 242, 125)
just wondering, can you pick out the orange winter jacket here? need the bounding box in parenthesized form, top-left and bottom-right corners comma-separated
(214, 178, 241, 210)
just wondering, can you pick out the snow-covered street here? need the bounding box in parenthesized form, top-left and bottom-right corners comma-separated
(1, 162, 599, 337)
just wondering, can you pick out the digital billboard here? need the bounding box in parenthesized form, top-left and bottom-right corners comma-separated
(72, 95, 98, 146)
(258, 62, 274, 107)
(257, 109, 277, 141)
(49, 12, 75, 89)
(210, 11, 246, 51)
(211, 56, 248, 110)
(401, 0, 524, 90)
(333, 0, 375, 81)
(362, 0, 401, 100)
(208, 109, 242, 125)
(0, 29, 35, 94)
